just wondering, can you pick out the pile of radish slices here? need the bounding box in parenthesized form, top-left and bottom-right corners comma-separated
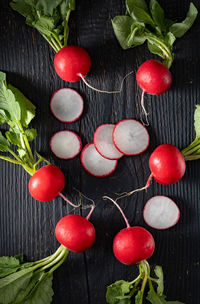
(81, 119, 149, 177)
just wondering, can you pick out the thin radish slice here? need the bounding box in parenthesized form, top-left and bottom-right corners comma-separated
(94, 124, 124, 160)
(81, 143, 118, 177)
(50, 88, 84, 123)
(50, 131, 82, 160)
(113, 119, 149, 155)
(143, 196, 180, 230)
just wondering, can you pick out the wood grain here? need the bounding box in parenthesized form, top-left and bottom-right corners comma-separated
(0, 1, 200, 303)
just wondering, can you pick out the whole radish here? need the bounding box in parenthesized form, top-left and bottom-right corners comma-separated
(117, 144, 186, 200)
(103, 196, 155, 265)
(28, 164, 79, 207)
(136, 60, 172, 125)
(55, 212, 95, 253)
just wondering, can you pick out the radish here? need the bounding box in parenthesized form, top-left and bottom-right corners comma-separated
(50, 131, 82, 160)
(136, 60, 172, 125)
(55, 213, 95, 253)
(103, 196, 155, 265)
(94, 124, 124, 160)
(50, 88, 84, 123)
(143, 196, 180, 230)
(28, 164, 79, 207)
(118, 144, 186, 199)
(113, 119, 149, 155)
(81, 143, 118, 177)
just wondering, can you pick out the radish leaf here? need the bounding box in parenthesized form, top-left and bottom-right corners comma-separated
(154, 265, 164, 296)
(0, 131, 10, 152)
(194, 104, 200, 138)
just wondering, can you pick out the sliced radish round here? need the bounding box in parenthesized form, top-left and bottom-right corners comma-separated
(81, 143, 118, 177)
(94, 124, 124, 160)
(113, 119, 149, 155)
(50, 131, 82, 159)
(50, 88, 84, 123)
(143, 196, 180, 230)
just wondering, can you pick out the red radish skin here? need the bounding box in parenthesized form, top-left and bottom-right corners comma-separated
(103, 196, 155, 265)
(143, 196, 180, 230)
(149, 144, 186, 185)
(94, 124, 124, 160)
(81, 143, 118, 177)
(113, 226, 155, 265)
(50, 88, 84, 123)
(113, 119, 150, 156)
(55, 214, 95, 252)
(136, 60, 172, 95)
(29, 165, 65, 202)
(50, 131, 82, 160)
(54, 46, 91, 82)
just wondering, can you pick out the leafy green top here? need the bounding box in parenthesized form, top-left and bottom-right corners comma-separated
(106, 261, 184, 304)
(112, 0, 198, 68)
(10, 0, 75, 52)
(0, 71, 49, 175)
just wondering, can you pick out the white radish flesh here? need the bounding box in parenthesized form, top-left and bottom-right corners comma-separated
(50, 88, 84, 123)
(50, 131, 82, 159)
(113, 119, 149, 155)
(81, 143, 118, 177)
(143, 196, 180, 230)
(94, 124, 124, 160)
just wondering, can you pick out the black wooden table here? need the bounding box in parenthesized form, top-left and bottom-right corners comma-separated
(0, 1, 200, 303)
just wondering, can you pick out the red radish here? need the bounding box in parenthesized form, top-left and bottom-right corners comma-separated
(94, 124, 123, 160)
(136, 60, 172, 125)
(117, 144, 186, 200)
(143, 196, 180, 230)
(103, 196, 155, 265)
(113, 119, 149, 155)
(50, 131, 82, 160)
(50, 88, 84, 123)
(28, 164, 79, 207)
(81, 143, 118, 177)
(55, 213, 95, 253)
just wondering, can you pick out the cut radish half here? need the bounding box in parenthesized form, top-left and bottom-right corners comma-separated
(143, 196, 180, 230)
(50, 88, 84, 123)
(50, 131, 82, 159)
(113, 119, 149, 155)
(81, 143, 118, 177)
(94, 124, 124, 160)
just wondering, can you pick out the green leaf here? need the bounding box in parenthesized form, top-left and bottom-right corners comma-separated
(112, 16, 146, 49)
(194, 104, 200, 138)
(8, 85, 36, 127)
(126, 0, 154, 26)
(33, 16, 56, 38)
(6, 131, 21, 146)
(169, 3, 198, 38)
(25, 129, 37, 141)
(106, 280, 133, 304)
(0, 131, 10, 152)
(149, 0, 165, 32)
(22, 274, 54, 304)
(0, 72, 6, 82)
(146, 289, 184, 304)
(35, 0, 61, 16)
(10, 0, 33, 18)
(154, 266, 164, 296)
(135, 290, 142, 304)
(0, 270, 33, 304)
(147, 40, 164, 58)
(0, 109, 9, 125)
(0, 256, 22, 278)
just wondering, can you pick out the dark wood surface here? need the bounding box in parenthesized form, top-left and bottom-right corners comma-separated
(0, 0, 200, 303)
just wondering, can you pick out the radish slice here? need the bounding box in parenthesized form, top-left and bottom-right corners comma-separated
(50, 131, 82, 159)
(113, 119, 149, 155)
(143, 196, 180, 230)
(94, 124, 124, 160)
(50, 88, 84, 123)
(81, 143, 118, 177)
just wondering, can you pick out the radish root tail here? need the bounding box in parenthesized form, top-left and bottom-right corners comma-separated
(103, 196, 130, 228)
(78, 71, 134, 94)
(58, 192, 81, 208)
(115, 173, 153, 202)
(73, 188, 96, 220)
(140, 90, 149, 126)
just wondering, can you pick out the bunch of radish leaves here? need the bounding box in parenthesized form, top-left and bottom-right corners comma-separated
(106, 261, 183, 304)
(0, 71, 48, 175)
(10, 0, 75, 52)
(112, 0, 198, 68)
(0, 245, 68, 304)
